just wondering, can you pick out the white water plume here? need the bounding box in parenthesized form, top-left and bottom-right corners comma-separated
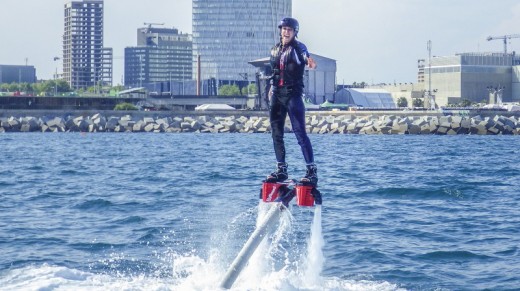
(302, 205, 325, 288)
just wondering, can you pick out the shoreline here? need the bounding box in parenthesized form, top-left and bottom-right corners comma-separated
(0, 110, 518, 135)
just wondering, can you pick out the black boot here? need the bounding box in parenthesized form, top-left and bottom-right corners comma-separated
(301, 163, 318, 186)
(266, 162, 288, 182)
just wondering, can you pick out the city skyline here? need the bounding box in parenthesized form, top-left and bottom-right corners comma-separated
(1, 0, 520, 85)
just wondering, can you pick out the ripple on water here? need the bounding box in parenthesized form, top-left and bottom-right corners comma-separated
(74, 199, 114, 210)
(415, 250, 495, 262)
(112, 216, 146, 225)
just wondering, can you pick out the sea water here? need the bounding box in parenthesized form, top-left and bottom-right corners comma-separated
(0, 133, 519, 290)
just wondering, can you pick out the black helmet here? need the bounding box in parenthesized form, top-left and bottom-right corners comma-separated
(278, 17, 299, 35)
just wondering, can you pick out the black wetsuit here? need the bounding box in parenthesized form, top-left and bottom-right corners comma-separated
(269, 39, 314, 165)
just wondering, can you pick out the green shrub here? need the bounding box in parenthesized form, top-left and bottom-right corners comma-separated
(114, 102, 138, 110)
(241, 83, 258, 95)
(413, 98, 424, 107)
(397, 96, 408, 107)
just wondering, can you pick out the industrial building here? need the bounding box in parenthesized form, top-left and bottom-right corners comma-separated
(368, 51, 520, 109)
(424, 52, 520, 107)
(63, 0, 113, 90)
(192, 0, 291, 83)
(0, 65, 37, 84)
(124, 26, 193, 89)
(305, 54, 337, 104)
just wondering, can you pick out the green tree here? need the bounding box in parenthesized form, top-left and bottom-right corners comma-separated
(0, 80, 72, 95)
(7, 83, 19, 92)
(56, 80, 71, 93)
(397, 96, 408, 107)
(413, 98, 424, 107)
(33, 82, 53, 95)
(352, 81, 367, 88)
(241, 86, 248, 95)
(19, 83, 33, 93)
(219, 84, 241, 96)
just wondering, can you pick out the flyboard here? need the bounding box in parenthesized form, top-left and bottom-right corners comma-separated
(219, 180, 322, 289)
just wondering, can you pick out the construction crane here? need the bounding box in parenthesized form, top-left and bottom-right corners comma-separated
(486, 34, 520, 54)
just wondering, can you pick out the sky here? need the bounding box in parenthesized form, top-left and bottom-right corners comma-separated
(1, 0, 520, 85)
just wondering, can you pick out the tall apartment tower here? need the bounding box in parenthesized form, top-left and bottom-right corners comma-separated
(63, 0, 113, 90)
(124, 26, 192, 88)
(192, 0, 291, 83)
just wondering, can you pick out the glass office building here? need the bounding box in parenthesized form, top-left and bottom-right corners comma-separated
(192, 0, 291, 83)
(125, 27, 192, 89)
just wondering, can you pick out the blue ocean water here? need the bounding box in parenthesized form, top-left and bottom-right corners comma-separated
(0, 132, 519, 290)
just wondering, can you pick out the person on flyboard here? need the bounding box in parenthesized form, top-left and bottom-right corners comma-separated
(266, 17, 318, 187)
(222, 27, 320, 288)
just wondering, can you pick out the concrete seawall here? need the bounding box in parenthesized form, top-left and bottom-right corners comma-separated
(0, 111, 519, 135)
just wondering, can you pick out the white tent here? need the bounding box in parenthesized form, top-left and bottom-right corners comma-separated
(334, 88, 396, 108)
(195, 104, 236, 111)
(506, 104, 520, 111)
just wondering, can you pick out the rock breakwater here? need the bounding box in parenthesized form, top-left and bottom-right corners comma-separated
(0, 113, 519, 135)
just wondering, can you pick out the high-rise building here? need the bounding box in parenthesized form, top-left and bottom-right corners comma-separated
(124, 26, 192, 89)
(63, 0, 113, 90)
(192, 0, 291, 84)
